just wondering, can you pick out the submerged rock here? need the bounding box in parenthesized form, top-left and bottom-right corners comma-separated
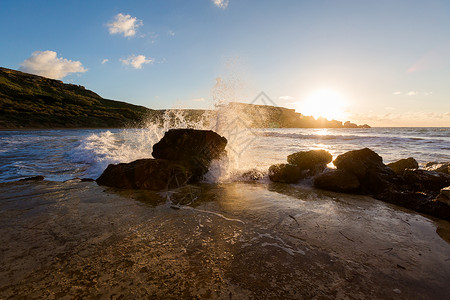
(387, 157, 419, 174)
(19, 175, 45, 181)
(96, 159, 192, 190)
(313, 169, 360, 193)
(287, 150, 332, 175)
(241, 169, 265, 181)
(268, 164, 305, 183)
(152, 129, 227, 180)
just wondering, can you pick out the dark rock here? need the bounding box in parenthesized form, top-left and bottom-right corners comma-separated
(19, 175, 45, 181)
(333, 148, 385, 177)
(402, 169, 450, 192)
(425, 162, 450, 175)
(268, 164, 305, 183)
(387, 157, 419, 174)
(313, 169, 360, 193)
(152, 129, 227, 180)
(96, 159, 192, 190)
(435, 186, 450, 206)
(376, 190, 450, 221)
(333, 148, 396, 194)
(287, 150, 332, 175)
(81, 178, 95, 182)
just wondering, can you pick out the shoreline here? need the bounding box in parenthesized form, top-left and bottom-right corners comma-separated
(1, 179, 449, 298)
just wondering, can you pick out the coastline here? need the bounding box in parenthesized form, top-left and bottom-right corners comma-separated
(1, 179, 449, 299)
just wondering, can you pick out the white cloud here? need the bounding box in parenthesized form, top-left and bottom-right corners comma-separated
(120, 54, 153, 69)
(212, 0, 229, 9)
(279, 96, 295, 100)
(393, 91, 431, 96)
(19, 50, 87, 79)
(107, 13, 143, 37)
(192, 98, 205, 102)
(101, 59, 109, 64)
(168, 30, 175, 36)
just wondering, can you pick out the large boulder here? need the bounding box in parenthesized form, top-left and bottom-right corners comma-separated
(387, 157, 419, 174)
(313, 169, 360, 193)
(152, 129, 227, 180)
(268, 164, 304, 183)
(287, 150, 332, 175)
(333, 148, 396, 194)
(333, 148, 385, 177)
(96, 159, 192, 190)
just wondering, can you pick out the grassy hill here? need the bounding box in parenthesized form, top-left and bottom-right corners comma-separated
(0, 67, 159, 129)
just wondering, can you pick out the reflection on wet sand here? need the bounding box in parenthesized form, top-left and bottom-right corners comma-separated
(0, 180, 449, 299)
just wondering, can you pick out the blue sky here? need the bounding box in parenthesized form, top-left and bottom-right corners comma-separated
(1, 0, 449, 126)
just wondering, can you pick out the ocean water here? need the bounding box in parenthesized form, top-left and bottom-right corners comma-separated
(0, 124, 448, 183)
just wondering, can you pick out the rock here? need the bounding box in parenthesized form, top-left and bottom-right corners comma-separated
(425, 162, 450, 175)
(333, 148, 385, 177)
(333, 148, 396, 194)
(19, 175, 45, 181)
(241, 169, 265, 181)
(152, 129, 227, 180)
(387, 157, 419, 174)
(268, 164, 305, 183)
(403, 169, 450, 192)
(287, 150, 332, 175)
(435, 186, 450, 206)
(80, 178, 95, 182)
(96, 159, 192, 190)
(313, 169, 360, 193)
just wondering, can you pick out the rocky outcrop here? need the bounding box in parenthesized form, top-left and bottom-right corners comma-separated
(97, 129, 227, 190)
(152, 129, 227, 181)
(387, 157, 419, 174)
(310, 148, 450, 220)
(268, 164, 305, 183)
(287, 150, 332, 175)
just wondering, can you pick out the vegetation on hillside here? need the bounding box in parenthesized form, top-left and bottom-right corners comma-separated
(0, 67, 159, 129)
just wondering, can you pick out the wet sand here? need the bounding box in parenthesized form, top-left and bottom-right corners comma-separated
(0, 180, 449, 299)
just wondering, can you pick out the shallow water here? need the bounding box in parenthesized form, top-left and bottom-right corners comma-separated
(1, 180, 449, 299)
(0, 127, 449, 182)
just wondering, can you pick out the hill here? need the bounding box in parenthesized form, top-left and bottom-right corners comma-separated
(0, 67, 370, 129)
(0, 67, 159, 129)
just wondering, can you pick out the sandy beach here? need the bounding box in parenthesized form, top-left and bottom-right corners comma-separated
(1, 179, 449, 299)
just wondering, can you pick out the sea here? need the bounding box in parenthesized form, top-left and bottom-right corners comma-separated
(0, 119, 449, 183)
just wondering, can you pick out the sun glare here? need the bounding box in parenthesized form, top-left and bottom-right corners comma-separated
(299, 89, 348, 121)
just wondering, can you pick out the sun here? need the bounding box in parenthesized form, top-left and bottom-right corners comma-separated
(299, 89, 348, 121)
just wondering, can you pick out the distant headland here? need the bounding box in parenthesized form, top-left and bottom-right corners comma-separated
(0, 67, 370, 129)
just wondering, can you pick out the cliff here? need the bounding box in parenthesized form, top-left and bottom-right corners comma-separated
(226, 102, 370, 128)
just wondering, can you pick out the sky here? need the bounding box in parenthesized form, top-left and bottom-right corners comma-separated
(1, 0, 449, 127)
